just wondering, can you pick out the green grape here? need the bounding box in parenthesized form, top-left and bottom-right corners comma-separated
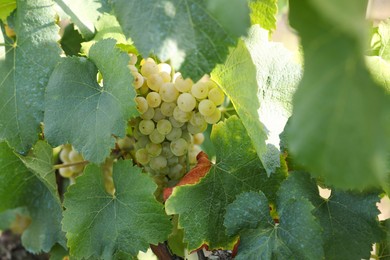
(139, 119, 155, 135)
(188, 144, 202, 165)
(149, 156, 168, 171)
(132, 72, 144, 89)
(136, 148, 150, 165)
(204, 108, 221, 124)
(59, 145, 71, 163)
(187, 121, 207, 134)
(157, 119, 172, 135)
(70, 164, 84, 173)
(208, 87, 225, 106)
(69, 149, 84, 162)
(166, 126, 182, 141)
(198, 99, 216, 116)
(174, 75, 193, 92)
(162, 142, 174, 158)
(158, 62, 172, 74)
(153, 108, 165, 122)
(167, 156, 179, 166)
(146, 92, 162, 108)
(193, 133, 205, 145)
(161, 102, 176, 117)
(190, 112, 206, 127)
(159, 72, 171, 83)
(168, 164, 184, 180)
(138, 84, 149, 96)
(147, 73, 163, 92)
(117, 136, 134, 150)
(170, 138, 188, 156)
(181, 130, 192, 143)
(191, 82, 209, 99)
(140, 59, 158, 77)
(128, 53, 137, 65)
(169, 116, 185, 128)
(59, 167, 73, 178)
(160, 82, 179, 102)
(134, 135, 150, 150)
(135, 96, 148, 114)
(173, 106, 192, 122)
(177, 93, 196, 112)
(146, 142, 162, 157)
(128, 64, 138, 73)
(149, 129, 165, 144)
(140, 107, 155, 120)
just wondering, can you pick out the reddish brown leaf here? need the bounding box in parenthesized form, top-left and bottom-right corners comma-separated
(163, 151, 211, 201)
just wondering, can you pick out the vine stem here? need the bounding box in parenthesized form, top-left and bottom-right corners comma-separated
(150, 242, 183, 260)
(53, 161, 89, 169)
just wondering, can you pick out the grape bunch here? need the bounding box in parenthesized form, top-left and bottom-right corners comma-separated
(128, 55, 225, 184)
(58, 144, 86, 178)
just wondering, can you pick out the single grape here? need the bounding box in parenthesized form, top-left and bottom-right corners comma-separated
(136, 148, 150, 165)
(128, 64, 138, 73)
(153, 108, 165, 122)
(139, 119, 155, 135)
(158, 63, 172, 74)
(198, 99, 216, 116)
(173, 106, 192, 122)
(149, 156, 168, 171)
(134, 135, 150, 149)
(146, 92, 162, 108)
(128, 53, 137, 65)
(135, 96, 148, 114)
(187, 121, 207, 134)
(161, 142, 174, 158)
(69, 149, 84, 162)
(140, 59, 158, 77)
(117, 136, 134, 150)
(204, 108, 221, 124)
(59, 145, 71, 163)
(193, 133, 205, 145)
(59, 167, 73, 178)
(169, 116, 185, 128)
(140, 107, 155, 120)
(132, 72, 144, 89)
(159, 72, 171, 83)
(149, 129, 165, 144)
(165, 126, 182, 141)
(177, 93, 196, 112)
(167, 155, 179, 166)
(70, 164, 84, 173)
(208, 87, 225, 106)
(189, 112, 206, 127)
(191, 82, 209, 99)
(181, 130, 192, 143)
(146, 142, 162, 157)
(161, 102, 176, 117)
(174, 75, 193, 92)
(157, 119, 173, 135)
(160, 83, 179, 102)
(168, 164, 184, 180)
(138, 84, 149, 96)
(147, 73, 164, 92)
(170, 138, 188, 156)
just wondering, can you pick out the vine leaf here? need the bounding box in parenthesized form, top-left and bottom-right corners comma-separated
(278, 172, 383, 260)
(0, 0, 61, 154)
(113, 0, 250, 81)
(54, 0, 111, 39)
(165, 116, 286, 251)
(211, 40, 269, 173)
(224, 191, 323, 260)
(378, 219, 390, 259)
(44, 39, 138, 164)
(0, 141, 65, 253)
(248, 0, 278, 32)
(0, 0, 16, 21)
(62, 160, 172, 259)
(287, 0, 390, 189)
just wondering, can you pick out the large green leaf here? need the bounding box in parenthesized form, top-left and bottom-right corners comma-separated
(287, 0, 390, 189)
(54, 0, 111, 39)
(278, 172, 383, 260)
(0, 0, 61, 154)
(113, 0, 250, 81)
(211, 40, 270, 173)
(0, 0, 16, 21)
(0, 141, 65, 253)
(62, 160, 172, 259)
(165, 116, 286, 250)
(378, 219, 390, 259)
(248, 0, 278, 32)
(44, 39, 138, 164)
(225, 193, 323, 260)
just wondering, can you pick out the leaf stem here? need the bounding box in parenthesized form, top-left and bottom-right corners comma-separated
(53, 161, 89, 169)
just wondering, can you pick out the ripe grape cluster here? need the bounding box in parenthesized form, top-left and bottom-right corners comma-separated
(58, 144, 86, 178)
(128, 55, 224, 185)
